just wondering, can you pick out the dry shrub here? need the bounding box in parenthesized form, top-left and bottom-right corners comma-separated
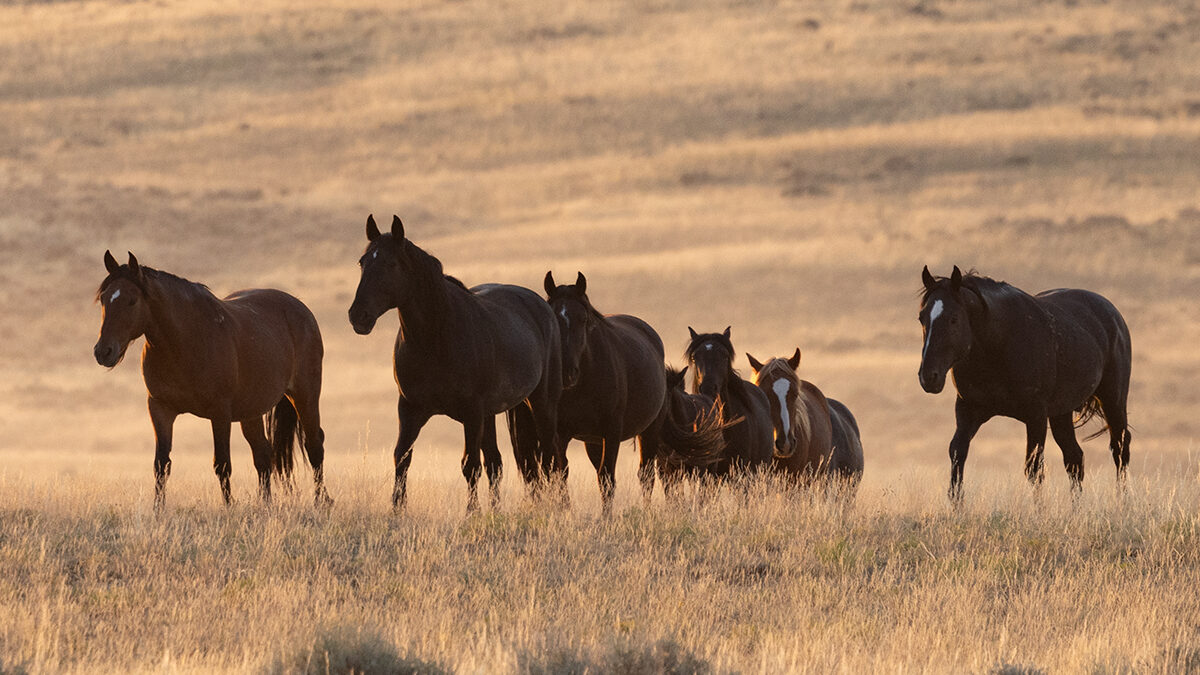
(523, 639, 713, 675)
(265, 626, 445, 675)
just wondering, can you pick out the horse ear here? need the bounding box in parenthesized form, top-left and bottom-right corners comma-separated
(366, 214, 381, 241)
(575, 272, 586, 294)
(746, 353, 764, 373)
(788, 348, 802, 370)
(104, 250, 119, 273)
(391, 215, 405, 240)
(688, 326, 698, 340)
(126, 252, 141, 277)
(922, 265, 937, 291)
(723, 326, 731, 339)
(543, 271, 556, 297)
(950, 265, 963, 289)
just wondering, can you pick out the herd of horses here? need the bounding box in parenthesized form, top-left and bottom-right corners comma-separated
(92, 215, 1133, 511)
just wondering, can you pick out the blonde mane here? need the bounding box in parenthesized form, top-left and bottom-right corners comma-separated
(754, 358, 812, 457)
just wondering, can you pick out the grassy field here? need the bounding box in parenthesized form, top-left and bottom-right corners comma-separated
(2, 0, 1200, 672)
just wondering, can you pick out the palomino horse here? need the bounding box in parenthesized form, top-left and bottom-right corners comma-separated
(919, 265, 1132, 500)
(683, 327, 774, 474)
(348, 215, 562, 512)
(515, 272, 727, 513)
(746, 349, 864, 488)
(94, 251, 330, 507)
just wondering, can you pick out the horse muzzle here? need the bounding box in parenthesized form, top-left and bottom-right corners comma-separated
(348, 308, 377, 335)
(562, 366, 580, 389)
(93, 340, 123, 368)
(919, 368, 946, 394)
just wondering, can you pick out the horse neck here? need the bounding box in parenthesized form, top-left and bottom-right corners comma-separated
(142, 275, 225, 359)
(394, 276, 458, 349)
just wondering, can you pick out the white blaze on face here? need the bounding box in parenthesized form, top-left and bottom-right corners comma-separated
(922, 299, 944, 360)
(705, 343, 713, 351)
(772, 377, 791, 439)
(109, 289, 121, 303)
(559, 306, 569, 328)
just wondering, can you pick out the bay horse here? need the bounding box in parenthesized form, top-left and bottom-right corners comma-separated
(746, 349, 864, 489)
(517, 271, 727, 514)
(93, 251, 330, 507)
(348, 215, 562, 512)
(919, 265, 1132, 500)
(683, 327, 774, 475)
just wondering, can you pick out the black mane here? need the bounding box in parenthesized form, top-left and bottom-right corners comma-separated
(96, 266, 218, 307)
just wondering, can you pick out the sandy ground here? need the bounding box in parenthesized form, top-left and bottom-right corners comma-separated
(2, 0, 1199, 507)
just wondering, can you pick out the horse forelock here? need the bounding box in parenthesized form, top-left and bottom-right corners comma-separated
(684, 332, 734, 362)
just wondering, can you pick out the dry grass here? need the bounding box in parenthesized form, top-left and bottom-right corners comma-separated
(1, 452, 1198, 674)
(3, 0, 1200, 671)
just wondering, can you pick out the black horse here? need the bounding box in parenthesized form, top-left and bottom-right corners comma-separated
(683, 327, 774, 475)
(919, 266, 1132, 500)
(509, 273, 729, 513)
(348, 215, 562, 511)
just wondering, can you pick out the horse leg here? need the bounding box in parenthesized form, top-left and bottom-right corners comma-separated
(394, 400, 432, 512)
(239, 418, 274, 502)
(1097, 385, 1132, 485)
(482, 414, 503, 510)
(461, 414, 486, 514)
(637, 416, 664, 506)
(948, 400, 988, 503)
(1049, 413, 1085, 490)
(528, 386, 566, 508)
(148, 398, 177, 510)
(1023, 418, 1047, 485)
(505, 404, 542, 490)
(211, 416, 233, 505)
(291, 390, 332, 507)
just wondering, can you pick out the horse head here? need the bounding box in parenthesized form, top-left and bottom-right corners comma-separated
(918, 265, 987, 394)
(94, 250, 151, 368)
(686, 326, 736, 400)
(349, 214, 410, 335)
(544, 270, 596, 389)
(748, 348, 802, 456)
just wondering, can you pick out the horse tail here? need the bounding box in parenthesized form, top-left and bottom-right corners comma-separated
(659, 399, 737, 468)
(1074, 395, 1109, 441)
(266, 396, 307, 483)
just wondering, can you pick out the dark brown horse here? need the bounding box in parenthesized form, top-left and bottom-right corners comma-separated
(747, 350, 864, 488)
(683, 327, 774, 474)
(919, 265, 1132, 500)
(518, 272, 727, 513)
(655, 365, 732, 491)
(348, 215, 562, 512)
(94, 251, 330, 507)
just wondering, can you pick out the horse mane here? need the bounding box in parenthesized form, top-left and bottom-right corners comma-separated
(756, 358, 812, 454)
(919, 269, 1030, 313)
(97, 266, 222, 311)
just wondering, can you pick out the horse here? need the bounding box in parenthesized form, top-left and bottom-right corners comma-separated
(918, 265, 1132, 500)
(516, 271, 728, 514)
(746, 349, 864, 489)
(348, 215, 562, 512)
(93, 251, 330, 507)
(683, 327, 774, 475)
(654, 365, 733, 490)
